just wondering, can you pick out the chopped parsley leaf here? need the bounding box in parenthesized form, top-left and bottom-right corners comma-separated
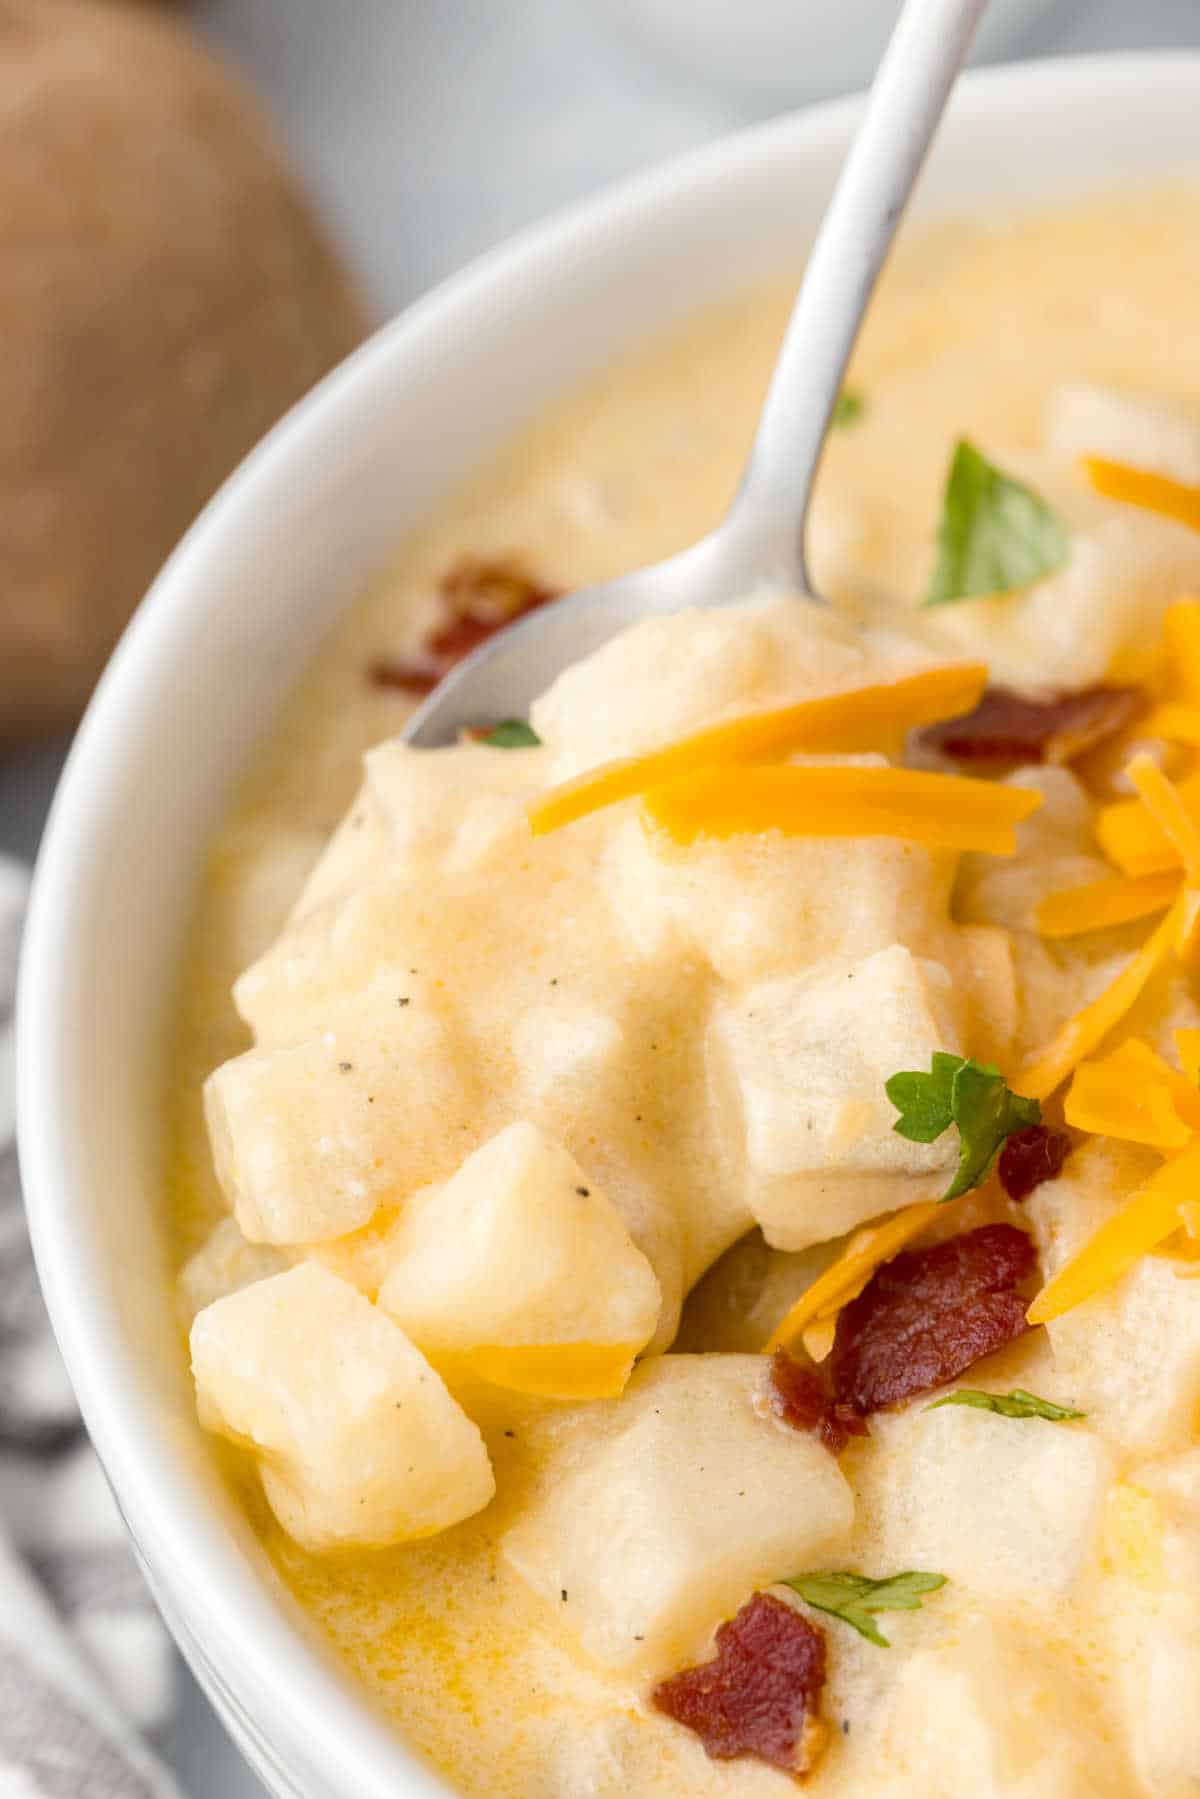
(482, 719, 541, 748)
(782, 1570, 947, 1647)
(926, 439, 1069, 606)
(886, 1052, 1041, 1203)
(928, 1387, 1086, 1422)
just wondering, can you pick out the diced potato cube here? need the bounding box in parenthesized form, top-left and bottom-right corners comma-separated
(852, 1403, 1114, 1605)
(1030, 1138, 1200, 1457)
(509, 1003, 629, 1128)
(191, 1262, 494, 1551)
(708, 945, 962, 1251)
(233, 879, 449, 1044)
(377, 1123, 661, 1398)
(1046, 381, 1200, 486)
(501, 1355, 853, 1672)
(530, 592, 928, 776)
(927, 487, 1200, 690)
(1047, 1258, 1200, 1460)
(296, 740, 548, 919)
(177, 1216, 289, 1324)
(204, 974, 480, 1244)
(854, 1614, 1133, 1798)
(956, 767, 1109, 935)
(304, 1205, 408, 1299)
(605, 808, 955, 986)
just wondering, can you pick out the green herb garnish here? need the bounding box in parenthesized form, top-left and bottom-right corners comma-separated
(833, 387, 866, 430)
(928, 1387, 1086, 1421)
(782, 1570, 947, 1647)
(482, 719, 541, 748)
(886, 1051, 1041, 1203)
(926, 439, 1069, 606)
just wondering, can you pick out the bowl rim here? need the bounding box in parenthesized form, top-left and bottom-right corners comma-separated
(18, 49, 1200, 1799)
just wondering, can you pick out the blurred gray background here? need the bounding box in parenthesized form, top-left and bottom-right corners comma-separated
(5, 1, 1199, 1790)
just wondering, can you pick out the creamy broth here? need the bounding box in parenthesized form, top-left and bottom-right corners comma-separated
(172, 189, 1200, 1797)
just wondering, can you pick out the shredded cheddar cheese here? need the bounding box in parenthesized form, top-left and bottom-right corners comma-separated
(640, 764, 1040, 853)
(449, 1341, 642, 1401)
(1035, 870, 1180, 940)
(1064, 1038, 1194, 1150)
(800, 1316, 838, 1364)
(1027, 1142, 1200, 1324)
(527, 663, 988, 834)
(1016, 892, 1188, 1100)
(1163, 599, 1200, 701)
(1096, 772, 1200, 877)
(1126, 753, 1200, 883)
(1084, 457, 1200, 536)
(765, 1202, 941, 1357)
(1175, 1028, 1200, 1085)
(1140, 701, 1200, 748)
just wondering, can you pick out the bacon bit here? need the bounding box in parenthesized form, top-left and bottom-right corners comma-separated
(766, 1350, 867, 1455)
(653, 1591, 828, 1779)
(829, 1224, 1037, 1414)
(368, 555, 560, 695)
(916, 683, 1143, 769)
(997, 1124, 1071, 1201)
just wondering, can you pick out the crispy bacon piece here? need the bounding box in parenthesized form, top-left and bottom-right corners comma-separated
(829, 1224, 1036, 1414)
(916, 683, 1142, 769)
(997, 1123, 1071, 1202)
(368, 555, 560, 695)
(767, 1349, 867, 1455)
(653, 1591, 828, 1779)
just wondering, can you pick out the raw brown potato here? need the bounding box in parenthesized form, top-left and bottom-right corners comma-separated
(0, 0, 369, 741)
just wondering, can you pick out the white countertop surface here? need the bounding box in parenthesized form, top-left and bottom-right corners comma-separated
(6, 1, 1200, 1791)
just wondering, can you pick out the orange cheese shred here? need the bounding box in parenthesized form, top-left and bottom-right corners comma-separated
(1163, 599, 1200, 703)
(1139, 701, 1200, 748)
(1016, 892, 1188, 1100)
(527, 663, 988, 835)
(1143, 1044, 1200, 1134)
(1064, 1038, 1195, 1151)
(1084, 458, 1200, 537)
(1095, 771, 1200, 877)
(1035, 870, 1180, 940)
(1126, 753, 1200, 884)
(1026, 1142, 1200, 1324)
(764, 1202, 941, 1356)
(1174, 1028, 1200, 1085)
(640, 764, 1041, 854)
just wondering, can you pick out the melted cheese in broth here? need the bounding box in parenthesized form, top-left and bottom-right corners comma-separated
(172, 189, 1200, 1798)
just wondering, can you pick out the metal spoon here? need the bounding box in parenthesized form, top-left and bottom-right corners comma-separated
(406, 0, 987, 747)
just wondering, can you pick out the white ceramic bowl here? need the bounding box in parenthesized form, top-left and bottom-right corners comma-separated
(18, 53, 1200, 1799)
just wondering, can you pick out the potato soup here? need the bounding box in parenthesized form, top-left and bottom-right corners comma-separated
(172, 189, 1200, 1797)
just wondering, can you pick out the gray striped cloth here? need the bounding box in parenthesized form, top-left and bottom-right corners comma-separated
(0, 856, 182, 1797)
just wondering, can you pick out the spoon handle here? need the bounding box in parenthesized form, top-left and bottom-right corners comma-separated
(735, 0, 989, 592)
